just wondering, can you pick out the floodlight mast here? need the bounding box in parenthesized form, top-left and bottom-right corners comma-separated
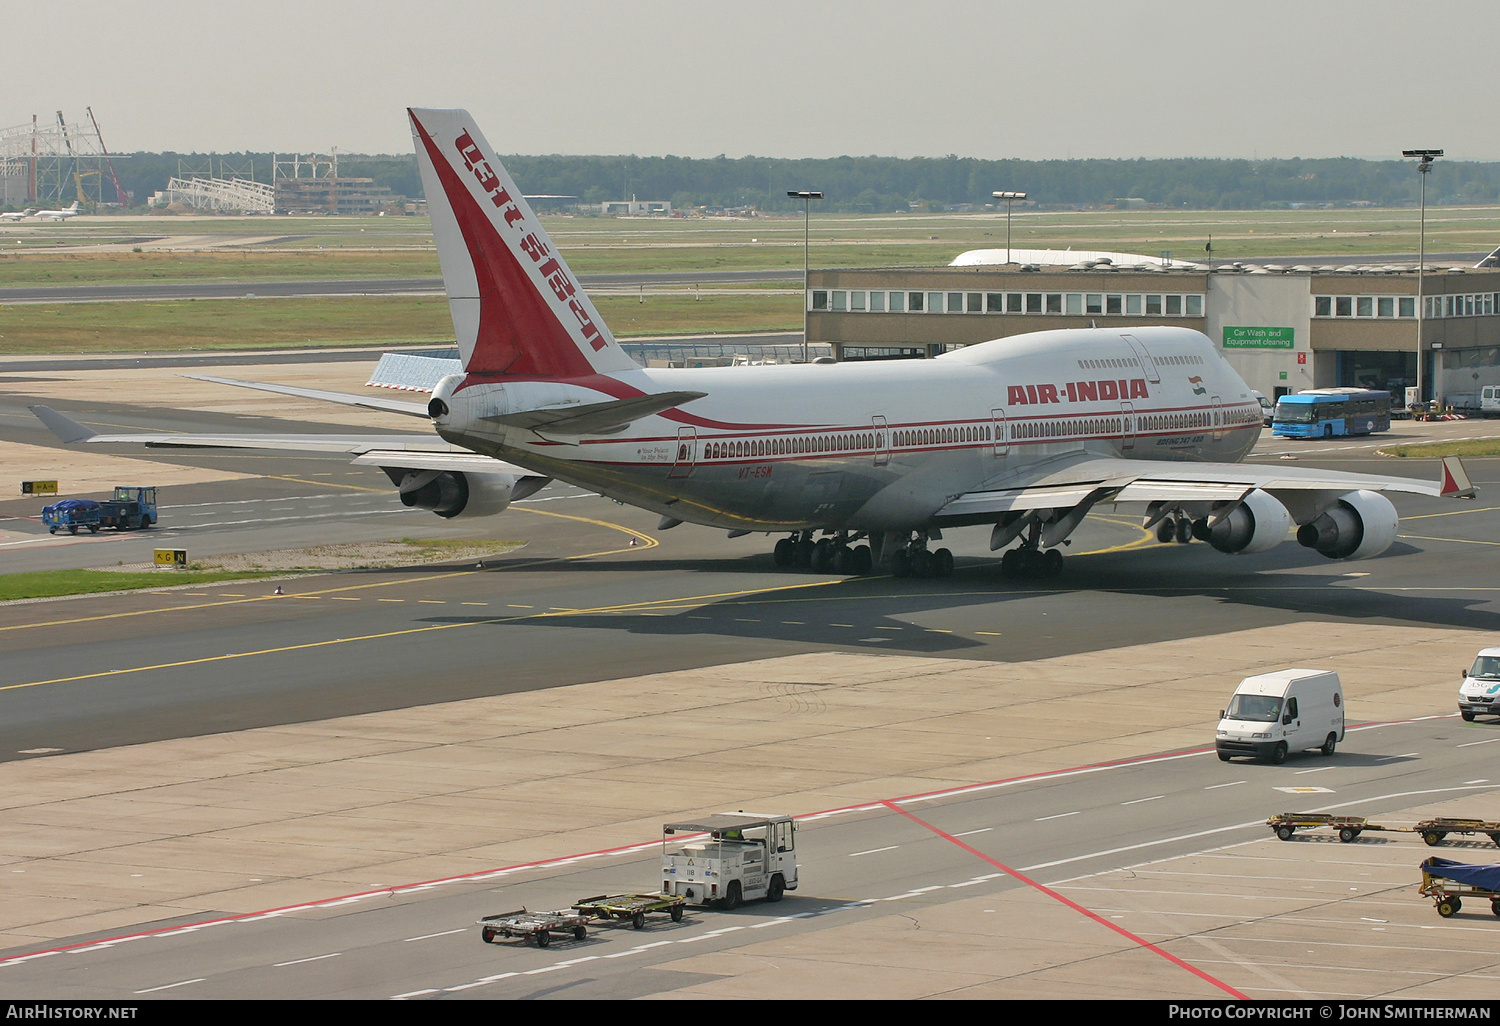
(1402, 150, 1442, 405)
(788, 190, 823, 363)
(992, 191, 1027, 264)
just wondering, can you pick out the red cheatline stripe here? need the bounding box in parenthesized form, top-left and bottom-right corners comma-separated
(880, 799, 1248, 1000)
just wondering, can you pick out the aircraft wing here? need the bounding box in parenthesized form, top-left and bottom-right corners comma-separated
(935, 452, 1475, 524)
(29, 404, 533, 477)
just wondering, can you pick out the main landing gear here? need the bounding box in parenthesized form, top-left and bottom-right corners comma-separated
(998, 518, 1065, 579)
(1155, 513, 1201, 545)
(890, 534, 953, 579)
(773, 531, 873, 576)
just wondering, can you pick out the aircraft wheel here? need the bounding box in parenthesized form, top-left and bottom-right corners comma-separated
(910, 550, 933, 578)
(1175, 517, 1193, 543)
(793, 539, 814, 568)
(773, 538, 794, 567)
(932, 548, 953, 578)
(852, 545, 872, 576)
(1043, 549, 1064, 576)
(811, 539, 835, 573)
(832, 546, 855, 575)
(891, 550, 911, 578)
(1156, 519, 1175, 543)
(1000, 549, 1021, 577)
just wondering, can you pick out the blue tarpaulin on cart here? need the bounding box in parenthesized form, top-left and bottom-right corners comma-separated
(1422, 857, 1500, 889)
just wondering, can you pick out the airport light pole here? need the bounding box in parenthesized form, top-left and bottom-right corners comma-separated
(788, 190, 823, 363)
(992, 191, 1027, 264)
(1403, 149, 1442, 405)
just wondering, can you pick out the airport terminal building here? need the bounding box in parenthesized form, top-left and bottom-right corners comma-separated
(805, 255, 1500, 406)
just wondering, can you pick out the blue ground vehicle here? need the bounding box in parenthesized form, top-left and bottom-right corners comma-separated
(41, 487, 157, 535)
(41, 498, 103, 534)
(1272, 389, 1391, 439)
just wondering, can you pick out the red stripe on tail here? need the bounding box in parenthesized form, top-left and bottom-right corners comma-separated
(411, 117, 595, 379)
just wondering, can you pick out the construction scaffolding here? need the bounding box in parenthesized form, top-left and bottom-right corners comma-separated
(153, 175, 275, 213)
(0, 111, 125, 206)
(273, 151, 394, 214)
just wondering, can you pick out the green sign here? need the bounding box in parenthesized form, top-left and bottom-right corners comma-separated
(1223, 325, 1295, 349)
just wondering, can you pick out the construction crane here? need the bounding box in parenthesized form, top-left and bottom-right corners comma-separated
(86, 107, 129, 206)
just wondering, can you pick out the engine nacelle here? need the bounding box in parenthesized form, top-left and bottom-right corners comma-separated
(397, 470, 519, 519)
(1206, 489, 1293, 555)
(1296, 489, 1399, 560)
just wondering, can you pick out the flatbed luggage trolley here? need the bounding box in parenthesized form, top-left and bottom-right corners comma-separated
(477, 908, 591, 948)
(571, 893, 688, 930)
(1419, 857, 1500, 918)
(1414, 818, 1500, 848)
(1266, 813, 1387, 843)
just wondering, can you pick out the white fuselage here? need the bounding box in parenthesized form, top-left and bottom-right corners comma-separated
(432, 326, 1262, 532)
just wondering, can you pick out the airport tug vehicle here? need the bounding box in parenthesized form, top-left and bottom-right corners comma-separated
(661, 813, 799, 909)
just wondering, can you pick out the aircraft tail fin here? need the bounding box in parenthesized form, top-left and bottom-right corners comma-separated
(1441, 455, 1477, 499)
(408, 108, 635, 380)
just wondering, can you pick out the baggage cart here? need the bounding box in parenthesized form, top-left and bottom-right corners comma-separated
(477, 907, 590, 948)
(571, 893, 687, 930)
(1414, 818, 1500, 848)
(1420, 857, 1500, 918)
(1266, 812, 1391, 843)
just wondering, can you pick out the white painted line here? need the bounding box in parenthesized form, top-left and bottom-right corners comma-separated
(1036, 811, 1082, 822)
(275, 952, 340, 967)
(1458, 738, 1500, 748)
(1373, 753, 1421, 762)
(1121, 795, 1164, 806)
(1293, 766, 1336, 774)
(848, 845, 898, 857)
(135, 978, 204, 994)
(1205, 780, 1246, 790)
(953, 827, 994, 837)
(404, 928, 466, 942)
(392, 989, 439, 999)
(1465, 779, 1490, 785)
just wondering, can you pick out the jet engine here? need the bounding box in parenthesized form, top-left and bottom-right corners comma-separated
(1205, 489, 1293, 555)
(1295, 489, 1399, 560)
(394, 469, 542, 519)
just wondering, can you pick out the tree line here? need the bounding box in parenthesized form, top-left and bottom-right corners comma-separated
(103, 151, 1500, 212)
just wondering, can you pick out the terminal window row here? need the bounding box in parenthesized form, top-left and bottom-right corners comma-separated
(1313, 294, 1500, 319)
(810, 290, 1205, 318)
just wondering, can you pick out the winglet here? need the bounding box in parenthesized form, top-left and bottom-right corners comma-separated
(29, 406, 97, 444)
(1441, 455, 1477, 499)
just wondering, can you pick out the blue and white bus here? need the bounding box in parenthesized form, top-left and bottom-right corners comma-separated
(1271, 388, 1392, 439)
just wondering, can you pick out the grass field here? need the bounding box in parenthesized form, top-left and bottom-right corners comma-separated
(0, 569, 285, 602)
(3, 205, 1499, 285)
(1378, 439, 1500, 458)
(0, 292, 802, 353)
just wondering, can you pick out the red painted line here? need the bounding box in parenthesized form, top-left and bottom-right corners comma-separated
(880, 799, 1248, 1000)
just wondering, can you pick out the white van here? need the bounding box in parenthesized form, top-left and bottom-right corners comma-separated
(1215, 668, 1344, 763)
(1480, 385, 1500, 419)
(1458, 647, 1500, 721)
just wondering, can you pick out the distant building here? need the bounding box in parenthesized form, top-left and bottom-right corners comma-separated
(600, 199, 672, 216)
(274, 176, 394, 214)
(805, 250, 1500, 406)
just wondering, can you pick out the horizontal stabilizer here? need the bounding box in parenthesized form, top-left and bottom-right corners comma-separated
(483, 390, 707, 435)
(184, 375, 432, 418)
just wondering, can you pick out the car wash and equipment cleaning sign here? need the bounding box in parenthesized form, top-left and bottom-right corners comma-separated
(1223, 326, 1295, 349)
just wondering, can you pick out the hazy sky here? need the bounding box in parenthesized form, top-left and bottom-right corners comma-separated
(8, 1, 1497, 161)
